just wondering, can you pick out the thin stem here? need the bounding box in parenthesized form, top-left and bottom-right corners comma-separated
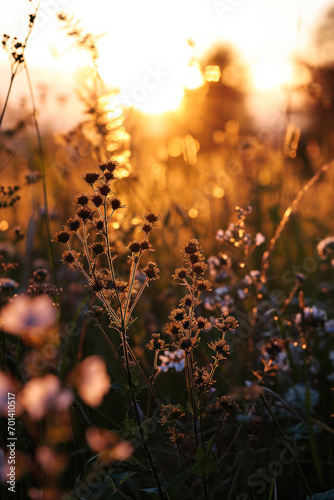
(260, 394, 312, 497)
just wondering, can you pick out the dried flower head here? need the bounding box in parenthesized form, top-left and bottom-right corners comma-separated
(195, 280, 212, 292)
(76, 206, 93, 222)
(209, 395, 240, 416)
(90, 194, 104, 207)
(108, 197, 123, 210)
(173, 267, 188, 280)
(142, 262, 160, 281)
(215, 314, 239, 333)
(65, 217, 81, 232)
(98, 160, 118, 173)
(184, 238, 200, 255)
(74, 193, 90, 206)
(208, 338, 230, 360)
(62, 250, 80, 265)
(146, 333, 166, 351)
(81, 171, 100, 185)
(159, 404, 185, 425)
(90, 242, 105, 255)
(143, 213, 161, 223)
(127, 240, 142, 253)
(53, 230, 71, 244)
(98, 183, 111, 197)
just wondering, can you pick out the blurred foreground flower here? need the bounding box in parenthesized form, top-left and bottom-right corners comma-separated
(0, 295, 57, 344)
(85, 427, 133, 462)
(19, 374, 73, 420)
(36, 446, 67, 475)
(69, 356, 110, 407)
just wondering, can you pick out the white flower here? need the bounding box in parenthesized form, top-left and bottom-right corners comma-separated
(159, 350, 185, 372)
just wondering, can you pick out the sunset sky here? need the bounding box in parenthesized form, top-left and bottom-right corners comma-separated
(0, 0, 333, 120)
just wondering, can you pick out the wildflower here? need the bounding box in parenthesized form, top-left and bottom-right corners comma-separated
(1, 295, 57, 343)
(168, 430, 188, 445)
(184, 239, 200, 255)
(196, 316, 211, 330)
(81, 171, 100, 185)
(208, 338, 230, 359)
(98, 183, 111, 197)
(127, 240, 142, 253)
(169, 308, 186, 322)
(76, 206, 93, 222)
(0, 277, 18, 294)
(61, 250, 80, 265)
(195, 279, 212, 292)
(141, 222, 154, 234)
(180, 294, 200, 308)
(103, 171, 114, 181)
(174, 336, 194, 352)
(192, 262, 208, 275)
(65, 217, 81, 232)
(159, 349, 185, 372)
(192, 367, 211, 388)
(209, 396, 240, 416)
(93, 218, 105, 232)
(159, 404, 185, 425)
(142, 262, 160, 280)
(98, 160, 118, 173)
(26, 269, 60, 299)
(215, 314, 239, 333)
(53, 230, 71, 243)
(70, 356, 110, 407)
(90, 242, 105, 255)
(87, 306, 105, 318)
(85, 427, 133, 462)
(282, 383, 319, 415)
(173, 267, 188, 280)
(108, 197, 123, 210)
(74, 193, 89, 206)
(90, 194, 104, 207)
(260, 338, 288, 360)
(165, 322, 182, 336)
(19, 374, 73, 420)
(295, 306, 327, 327)
(36, 446, 67, 475)
(325, 319, 334, 334)
(143, 213, 161, 223)
(146, 333, 166, 351)
(140, 241, 154, 252)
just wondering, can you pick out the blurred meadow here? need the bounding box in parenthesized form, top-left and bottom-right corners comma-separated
(1, 1, 334, 499)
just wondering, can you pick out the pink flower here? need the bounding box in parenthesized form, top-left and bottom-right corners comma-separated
(71, 356, 110, 407)
(19, 374, 73, 420)
(85, 427, 133, 462)
(1, 295, 57, 344)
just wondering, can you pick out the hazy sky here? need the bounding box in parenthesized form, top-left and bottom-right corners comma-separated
(0, 0, 333, 119)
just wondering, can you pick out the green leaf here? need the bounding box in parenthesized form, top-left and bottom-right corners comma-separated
(189, 446, 217, 477)
(118, 472, 136, 488)
(106, 477, 116, 490)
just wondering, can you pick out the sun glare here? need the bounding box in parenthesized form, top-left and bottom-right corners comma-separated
(252, 61, 295, 91)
